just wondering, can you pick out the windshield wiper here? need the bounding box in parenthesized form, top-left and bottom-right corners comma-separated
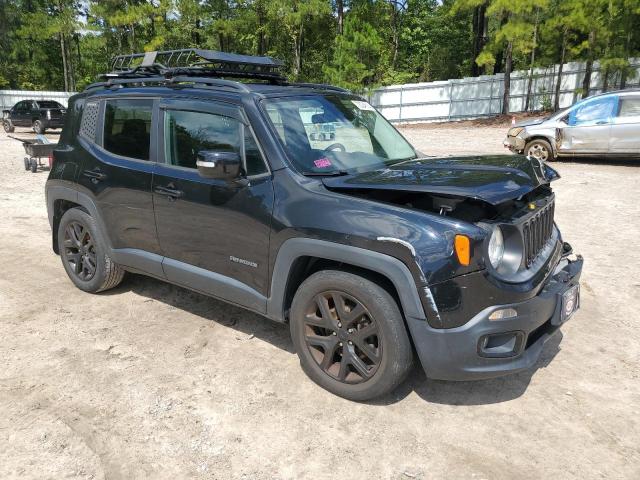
(302, 170, 351, 177)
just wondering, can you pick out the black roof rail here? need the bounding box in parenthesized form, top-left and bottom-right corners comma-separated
(105, 48, 285, 83)
(288, 82, 350, 93)
(84, 75, 252, 93)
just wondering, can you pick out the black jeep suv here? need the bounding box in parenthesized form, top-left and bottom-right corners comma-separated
(3, 99, 66, 133)
(45, 49, 583, 400)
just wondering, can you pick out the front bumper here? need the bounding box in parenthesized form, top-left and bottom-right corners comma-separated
(503, 135, 525, 152)
(407, 253, 583, 381)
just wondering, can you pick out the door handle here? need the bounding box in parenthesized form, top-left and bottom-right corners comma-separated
(154, 184, 184, 200)
(83, 169, 107, 184)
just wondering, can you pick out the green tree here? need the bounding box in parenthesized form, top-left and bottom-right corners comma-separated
(323, 15, 384, 91)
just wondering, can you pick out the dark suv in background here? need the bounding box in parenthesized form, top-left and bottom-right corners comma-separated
(45, 49, 583, 401)
(3, 99, 66, 134)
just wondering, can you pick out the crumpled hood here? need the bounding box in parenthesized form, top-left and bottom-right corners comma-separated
(514, 117, 546, 127)
(321, 155, 559, 206)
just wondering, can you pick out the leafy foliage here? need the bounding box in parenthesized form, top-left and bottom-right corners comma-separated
(0, 0, 637, 114)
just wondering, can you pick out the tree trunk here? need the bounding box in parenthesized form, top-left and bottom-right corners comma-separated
(292, 24, 303, 79)
(471, 4, 487, 76)
(502, 41, 513, 115)
(524, 16, 539, 112)
(493, 12, 509, 75)
(602, 69, 609, 92)
(471, 6, 479, 76)
(581, 30, 596, 98)
(554, 31, 567, 111)
(337, 0, 344, 35)
(257, 1, 267, 54)
(193, 18, 201, 45)
(476, 3, 487, 76)
(60, 32, 69, 92)
(65, 34, 75, 91)
(390, 2, 399, 69)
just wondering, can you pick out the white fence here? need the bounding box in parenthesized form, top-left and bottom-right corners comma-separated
(4, 58, 640, 123)
(0, 90, 75, 112)
(370, 58, 640, 123)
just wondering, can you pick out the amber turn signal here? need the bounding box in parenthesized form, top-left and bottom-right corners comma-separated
(454, 234, 471, 266)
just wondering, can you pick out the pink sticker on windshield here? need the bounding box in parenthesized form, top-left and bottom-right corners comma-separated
(314, 158, 333, 168)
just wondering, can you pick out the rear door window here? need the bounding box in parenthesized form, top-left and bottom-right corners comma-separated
(617, 97, 640, 119)
(103, 99, 153, 160)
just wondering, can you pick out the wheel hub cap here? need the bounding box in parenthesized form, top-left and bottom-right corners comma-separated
(303, 291, 382, 384)
(63, 221, 97, 281)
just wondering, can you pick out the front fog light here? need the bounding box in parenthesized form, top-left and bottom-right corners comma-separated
(489, 308, 518, 321)
(488, 226, 505, 268)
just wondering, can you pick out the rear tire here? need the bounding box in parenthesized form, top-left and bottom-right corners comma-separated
(57, 208, 125, 293)
(3, 120, 14, 133)
(290, 270, 413, 401)
(30, 159, 37, 173)
(33, 120, 45, 134)
(24, 158, 30, 171)
(525, 138, 554, 162)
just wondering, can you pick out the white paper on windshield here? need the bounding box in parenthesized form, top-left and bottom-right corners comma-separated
(351, 100, 375, 111)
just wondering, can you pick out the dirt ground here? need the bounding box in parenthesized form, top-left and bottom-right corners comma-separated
(1, 120, 639, 480)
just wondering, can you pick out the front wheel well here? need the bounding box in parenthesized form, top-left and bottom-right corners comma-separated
(52, 199, 85, 253)
(524, 136, 555, 156)
(282, 256, 404, 323)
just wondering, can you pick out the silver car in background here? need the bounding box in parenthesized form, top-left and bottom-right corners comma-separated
(504, 90, 640, 161)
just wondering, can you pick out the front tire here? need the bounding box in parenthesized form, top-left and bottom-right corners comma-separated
(57, 208, 125, 293)
(290, 270, 413, 401)
(525, 138, 554, 162)
(3, 120, 14, 133)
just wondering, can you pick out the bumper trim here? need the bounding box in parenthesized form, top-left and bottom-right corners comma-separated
(408, 254, 583, 381)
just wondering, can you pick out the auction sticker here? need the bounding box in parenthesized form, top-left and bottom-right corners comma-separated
(314, 158, 333, 168)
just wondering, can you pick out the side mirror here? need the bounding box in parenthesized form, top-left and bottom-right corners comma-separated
(196, 150, 241, 180)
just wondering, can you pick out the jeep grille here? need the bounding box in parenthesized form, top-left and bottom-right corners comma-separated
(522, 200, 555, 268)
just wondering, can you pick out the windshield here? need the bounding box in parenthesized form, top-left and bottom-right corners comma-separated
(262, 95, 416, 175)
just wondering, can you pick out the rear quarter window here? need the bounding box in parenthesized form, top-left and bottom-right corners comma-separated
(79, 101, 99, 142)
(103, 99, 153, 160)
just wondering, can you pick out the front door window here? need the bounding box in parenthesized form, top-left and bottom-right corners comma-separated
(569, 97, 617, 127)
(163, 109, 268, 176)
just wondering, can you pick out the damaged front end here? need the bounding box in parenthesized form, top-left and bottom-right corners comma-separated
(322, 154, 582, 380)
(321, 154, 560, 223)
(322, 154, 568, 327)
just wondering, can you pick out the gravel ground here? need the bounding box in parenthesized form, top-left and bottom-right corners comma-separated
(1, 121, 639, 480)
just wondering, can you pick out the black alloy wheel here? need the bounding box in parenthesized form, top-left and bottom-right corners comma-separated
(303, 290, 382, 384)
(63, 221, 97, 281)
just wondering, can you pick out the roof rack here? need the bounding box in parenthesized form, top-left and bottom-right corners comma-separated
(105, 48, 285, 83)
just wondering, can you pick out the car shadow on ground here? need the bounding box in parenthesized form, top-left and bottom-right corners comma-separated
(376, 332, 562, 406)
(119, 273, 296, 354)
(115, 273, 563, 406)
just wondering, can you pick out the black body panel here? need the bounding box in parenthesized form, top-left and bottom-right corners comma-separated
(153, 164, 274, 296)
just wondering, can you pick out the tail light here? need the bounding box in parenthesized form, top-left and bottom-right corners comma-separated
(48, 152, 54, 168)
